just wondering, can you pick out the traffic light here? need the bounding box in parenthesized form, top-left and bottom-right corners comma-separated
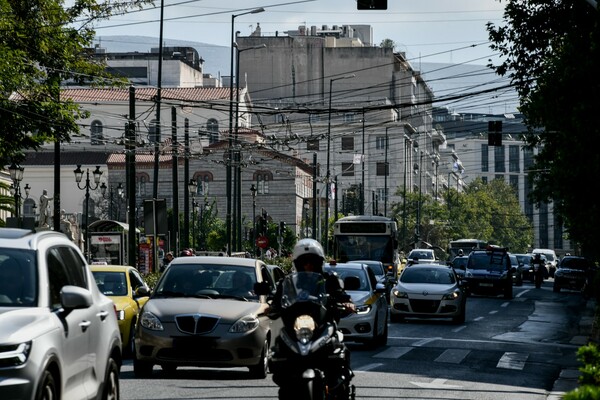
(279, 221, 286, 233)
(357, 0, 387, 9)
(488, 121, 502, 146)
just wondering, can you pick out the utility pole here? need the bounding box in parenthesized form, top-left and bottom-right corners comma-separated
(183, 118, 190, 249)
(127, 86, 137, 267)
(171, 107, 179, 255)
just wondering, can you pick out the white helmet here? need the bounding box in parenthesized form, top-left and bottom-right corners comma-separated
(292, 239, 325, 272)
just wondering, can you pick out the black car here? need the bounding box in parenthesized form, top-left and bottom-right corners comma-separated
(463, 246, 515, 299)
(514, 253, 534, 282)
(450, 256, 469, 279)
(553, 256, 594, 293)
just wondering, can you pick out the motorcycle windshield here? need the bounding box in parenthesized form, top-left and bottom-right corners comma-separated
(280, 272, 328, 309)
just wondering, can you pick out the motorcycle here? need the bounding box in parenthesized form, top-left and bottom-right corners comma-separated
(264, 271, 356, 400)
(533, 262, 547, 288)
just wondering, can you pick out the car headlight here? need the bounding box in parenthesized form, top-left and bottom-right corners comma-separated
(0, 342, 32, 367)
(392, 289, 408, 299)
(140, 311, 164, 331)
(230, 315, 259, 333)
(294, 314, 315, 344)
(442, 289, 461, 300)
(355, 304, 371, 315)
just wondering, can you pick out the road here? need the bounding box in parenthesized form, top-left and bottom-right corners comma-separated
(120, 279, 591, 399)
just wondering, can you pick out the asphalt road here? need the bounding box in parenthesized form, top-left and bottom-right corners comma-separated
(119, 279, 595, 399)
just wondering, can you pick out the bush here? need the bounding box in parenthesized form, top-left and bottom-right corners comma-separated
(564, 343, 600, 399)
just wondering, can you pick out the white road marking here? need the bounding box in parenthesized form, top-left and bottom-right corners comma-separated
(451, 325, 467, 333)
(474, 316, 485, 321)
(355, 362, 383, 372)
(413, 337, 440, 346)
(411, 378, 462, 389)
(489, 310, 498, 314)
(497, 352, 528, 370)
(435, 349, 470, 364)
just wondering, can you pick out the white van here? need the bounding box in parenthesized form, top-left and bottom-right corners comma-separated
(532, 248, 558, 277)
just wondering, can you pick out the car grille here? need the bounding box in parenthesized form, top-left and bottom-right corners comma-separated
(409, 299, 440, 313)
(175, 314, 219, 334)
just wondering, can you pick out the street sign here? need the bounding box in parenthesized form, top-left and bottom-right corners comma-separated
(256, 235, 269, 249)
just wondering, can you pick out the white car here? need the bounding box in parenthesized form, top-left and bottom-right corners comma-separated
(406, 248, 437, 265)
(0, 228, 122, 400)
(324, 262, 389, 348)
(532, 248, 558, 277)
(390, 264, 467, 324)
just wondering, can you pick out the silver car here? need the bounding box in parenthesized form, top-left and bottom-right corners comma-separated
(390, 264, 467, 324)
(0, 228, 122, 400)
(134, 256, 281, 378)
(324, 262, 389, 348)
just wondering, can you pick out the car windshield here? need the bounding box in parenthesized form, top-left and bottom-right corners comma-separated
(452, 257, 468, 270)
(93, 271, 128, 296)
(468, 253, 507, 271)
(401, 267, 456, 285)
(324, 267, 370, 291)
(0, 249, 37, 307)
(154, 263, 258, 301)
(561, 258, 590, 271)
(516, 255, 531, 264)
(350, 261, 384, 276)
(408, 250, 434, 260)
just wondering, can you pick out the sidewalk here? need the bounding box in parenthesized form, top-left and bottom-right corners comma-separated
(547, 298, 597, 399)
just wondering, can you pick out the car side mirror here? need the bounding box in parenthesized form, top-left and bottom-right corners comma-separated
(254, 281, 271, 296)
(135, 286, 151, 297)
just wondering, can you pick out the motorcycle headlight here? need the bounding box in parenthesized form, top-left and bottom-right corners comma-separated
(140, 311, 164, 331)
(294, 314, 316, 344)
(230, 315, 259, 333)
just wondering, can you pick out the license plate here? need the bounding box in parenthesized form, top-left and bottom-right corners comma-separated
(480, 283, 493, 287)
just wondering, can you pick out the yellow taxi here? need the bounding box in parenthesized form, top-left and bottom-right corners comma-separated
(91, 265, 151, 356)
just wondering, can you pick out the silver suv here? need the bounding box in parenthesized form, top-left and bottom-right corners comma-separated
(0, 228, 122, 400)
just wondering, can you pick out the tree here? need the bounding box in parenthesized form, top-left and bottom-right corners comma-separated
(380, 38, 396, 49)
(487, 0, 600, 259)
(0, 0, 152, 165)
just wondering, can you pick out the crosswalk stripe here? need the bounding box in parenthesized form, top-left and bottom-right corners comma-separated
(497, 352, 528, 370)
(373, 346, 413, 359)
(435, 349, 470, 364)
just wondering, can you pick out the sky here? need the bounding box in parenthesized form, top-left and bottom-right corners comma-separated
(91, 0, 507, 66)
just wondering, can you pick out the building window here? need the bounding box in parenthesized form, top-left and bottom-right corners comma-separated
(91, 120, 103, 145)
(341, 162, 354, 176)
(206, 119, 219, 144)
(307, 138, 319, 151)
(344, 113, 354, 123)
(341, 137, 354, 151)
(254, 171, 273, 194)
(148, 119, 159, 143)
(481, 144, 489, 172)
(377, 188, 388, 204)
(193, 172, 214, 195)
(509, 175, 519, 195)
(509, 145, 520, 172)
(375, 135, 386, 150)
(376, 162, 389, 176)
(494, 145, 505, 172)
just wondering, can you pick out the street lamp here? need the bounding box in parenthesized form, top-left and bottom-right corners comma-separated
(8, 162, 24, 222)
(100, 182, 124, 220)
(74, 165, 103, 260)
(325, 73, 355, 253)
(227, 6, 265, 256)
(250, 184, 257, 256)
(234, 42, 266, 252)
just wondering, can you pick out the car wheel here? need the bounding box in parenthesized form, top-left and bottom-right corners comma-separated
(249, 338, 269, 379)
(35, 370, 58, 400)
(133, 357, 154, 378)
(101, 357, 120, 400)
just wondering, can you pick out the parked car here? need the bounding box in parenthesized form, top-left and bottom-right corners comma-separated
(406, 248, 437, 266)
(0, 228, 122, 400)
(133, 256, 281, 378)
(514, 253, 534, 282)
(91, 264, 151, 356)
(532, 248, 558, 277)
(390, 263, 467, 324)
(553, 256, 594, 293)
(463, 246, 515, 299)
(348, 259, 396, 299)
(450, 255, 469, 279)
(324, 262, 389, 348)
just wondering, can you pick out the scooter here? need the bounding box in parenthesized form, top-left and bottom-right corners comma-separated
(264, 272, 356, 400)
(534, 262, 546, 288)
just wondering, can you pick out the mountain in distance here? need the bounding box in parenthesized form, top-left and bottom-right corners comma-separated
(94, 35, 513, 114)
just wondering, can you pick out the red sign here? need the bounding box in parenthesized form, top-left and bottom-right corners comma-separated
(256, 235, 269, 249)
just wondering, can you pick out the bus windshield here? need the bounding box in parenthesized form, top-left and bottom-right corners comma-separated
(448, 239, 488, 260)
(335, 235, 394, 264)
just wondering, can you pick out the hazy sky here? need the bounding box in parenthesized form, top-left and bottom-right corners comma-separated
(91, 0, 507, 66)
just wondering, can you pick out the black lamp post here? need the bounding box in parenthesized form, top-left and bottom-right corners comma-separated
(250, 184, 257, 257)
(100, 182, 124, 220)
(8, 162, 25, 223)
(74, 165, 103, 260)
(188, 179, 198, 249)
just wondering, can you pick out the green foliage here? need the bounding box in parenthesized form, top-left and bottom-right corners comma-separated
(0, 0, 153, 165)
(564, 343, 600, 400)
(380, 38, 396, 49)
(487, 0, 600, 259)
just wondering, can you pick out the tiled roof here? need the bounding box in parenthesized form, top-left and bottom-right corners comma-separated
(60, 87, 237, 102)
